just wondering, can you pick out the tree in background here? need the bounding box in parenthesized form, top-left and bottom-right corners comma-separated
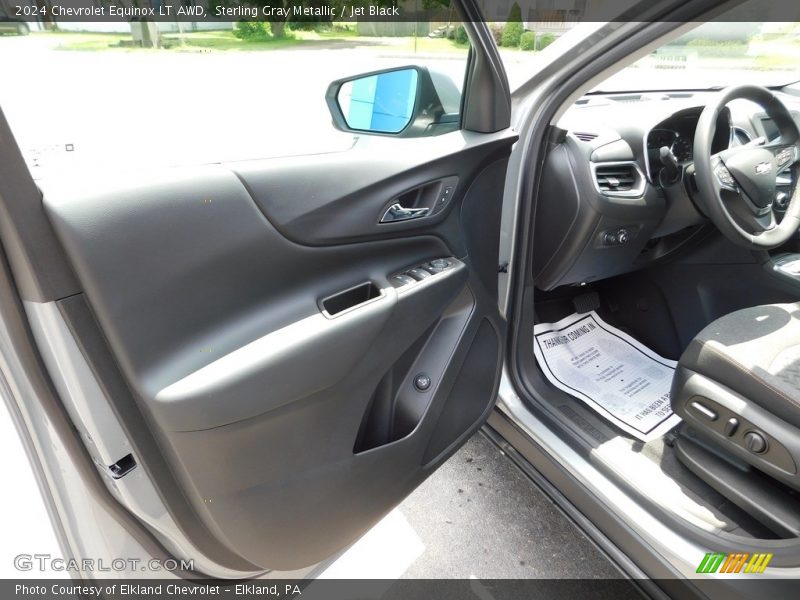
(501, 2, 523, 47)
(233, 20, 269, 39)
(33, 0, 57, 29)
(211, 0, 305, 39)
(519, 31, 535, 51)
(536, 32, 556, 50)
(248, 0, 291, 38)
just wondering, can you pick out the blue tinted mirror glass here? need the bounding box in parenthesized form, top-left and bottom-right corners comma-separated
(337, 68, 419, 134)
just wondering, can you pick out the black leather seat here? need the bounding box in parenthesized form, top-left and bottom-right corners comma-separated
(671, 303, 800, 490)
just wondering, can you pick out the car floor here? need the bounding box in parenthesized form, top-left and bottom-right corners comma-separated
(526, 280, 780, 540)
(317, 432, 624, 579)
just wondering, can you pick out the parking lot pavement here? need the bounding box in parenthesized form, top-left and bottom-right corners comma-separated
(0, 35, 469, 177)
(321, 431, 623, 579)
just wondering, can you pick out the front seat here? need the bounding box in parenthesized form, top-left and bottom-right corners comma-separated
(671, 303, 800, 491)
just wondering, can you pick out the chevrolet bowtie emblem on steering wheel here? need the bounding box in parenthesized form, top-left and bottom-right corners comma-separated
(755, 162, 773, 175)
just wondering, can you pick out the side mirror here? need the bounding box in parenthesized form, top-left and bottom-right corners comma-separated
(326, 66, 457, 137)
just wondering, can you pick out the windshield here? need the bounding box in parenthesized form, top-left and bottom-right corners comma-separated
(593, 22, 800, 93)
(496, 0, 800, 94)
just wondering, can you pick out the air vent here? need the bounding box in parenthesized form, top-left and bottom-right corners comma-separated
(592, 162, 644, 197)
(574, 132, 598, 142)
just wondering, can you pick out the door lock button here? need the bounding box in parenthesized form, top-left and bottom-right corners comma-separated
(437, 186, 453, 205)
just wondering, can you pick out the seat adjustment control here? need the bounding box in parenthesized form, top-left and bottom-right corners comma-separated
(744, 431, 767, 454)
(724, 417, 739, 437)
(690, 401, 718, 422)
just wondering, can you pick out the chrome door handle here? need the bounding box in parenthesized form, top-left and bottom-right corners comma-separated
(380, 203, 430, 223)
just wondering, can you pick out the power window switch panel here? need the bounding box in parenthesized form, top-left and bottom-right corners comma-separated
(428, 258, 452, 270)
(390, 274, 416, 288)
(406, 268, 432, 280)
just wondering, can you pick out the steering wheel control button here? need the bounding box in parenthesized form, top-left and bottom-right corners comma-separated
(744, 431, 768, 454)
(724, 417, 739, 437)
(776, 147, 795, 169)
(414, 373, 432, 392)
(715, 165, 736, 188)
(690, 401, 718, 422)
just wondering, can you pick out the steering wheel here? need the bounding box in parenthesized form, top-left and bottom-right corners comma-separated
(694, 85, 800, 249)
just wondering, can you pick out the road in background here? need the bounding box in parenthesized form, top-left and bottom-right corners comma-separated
(0, 34, 471, 176)
(2, 28, 798, 181)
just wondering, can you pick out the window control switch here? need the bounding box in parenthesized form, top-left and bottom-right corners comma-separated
(406, 267, 432, 280)
(390, 274, 416, 287)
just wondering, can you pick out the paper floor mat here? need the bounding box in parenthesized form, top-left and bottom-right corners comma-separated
(533, 311, 681, 442)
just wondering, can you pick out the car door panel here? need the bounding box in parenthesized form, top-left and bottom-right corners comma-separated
(38, 130, 516, 570)
(232, 131, 515, 245)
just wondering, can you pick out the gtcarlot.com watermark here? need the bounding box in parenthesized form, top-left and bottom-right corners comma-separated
(14, 553, 193, 573)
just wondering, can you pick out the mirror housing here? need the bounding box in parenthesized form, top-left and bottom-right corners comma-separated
(325, 66, 458, 137)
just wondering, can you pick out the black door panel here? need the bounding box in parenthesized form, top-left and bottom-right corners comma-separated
(40, 132, 515, 570)
(233, 131, 515, 245)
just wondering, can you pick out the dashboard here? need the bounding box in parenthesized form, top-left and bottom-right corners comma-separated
(532, 90, 800, 291)
(648, 127, 693, 162)
(645, 108, 731, 174)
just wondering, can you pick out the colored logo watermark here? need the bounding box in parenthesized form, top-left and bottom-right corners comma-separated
(697, 552, 772, 574)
